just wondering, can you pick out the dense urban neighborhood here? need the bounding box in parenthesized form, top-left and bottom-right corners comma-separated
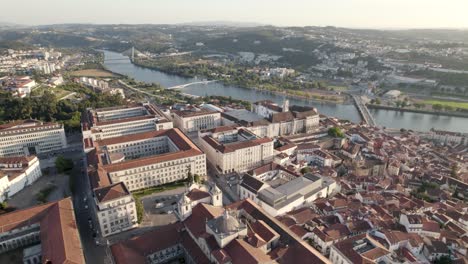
(0, 21, 467, 264)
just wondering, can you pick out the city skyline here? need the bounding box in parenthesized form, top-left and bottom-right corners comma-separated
(2, 0, 468, 29)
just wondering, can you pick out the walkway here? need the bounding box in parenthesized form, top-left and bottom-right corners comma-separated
(166, 80, 217, 90)
(118, 80, 184, 103)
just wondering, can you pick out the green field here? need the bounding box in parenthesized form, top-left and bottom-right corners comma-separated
(423, 99, 468, 110)
(328, 85, 349, 91)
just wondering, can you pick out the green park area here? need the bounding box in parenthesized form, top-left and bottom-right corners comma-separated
(422, 99, 468, 110)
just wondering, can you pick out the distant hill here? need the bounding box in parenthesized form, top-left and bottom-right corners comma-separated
(179, 21, 266, 28)
(0, 22, 26, 28)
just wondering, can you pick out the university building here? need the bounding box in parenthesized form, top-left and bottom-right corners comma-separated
(0, 120, 67, 157)
(82, 103, 173, 143)
(198, 126, 274, 174)
(172, 108, 221, 133)
(0, 156, 42, 202)
(86, 128, 207, 237)
(222, 100, 320, 138)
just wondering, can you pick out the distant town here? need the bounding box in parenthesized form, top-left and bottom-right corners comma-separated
(0, 24, 466, 264)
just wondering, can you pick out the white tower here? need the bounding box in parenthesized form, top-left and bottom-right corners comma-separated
(210, 184, 223, 207)
(177, 194, 192, 220)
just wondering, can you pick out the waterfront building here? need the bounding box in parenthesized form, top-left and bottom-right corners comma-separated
(82, 103, 173, 144)
(198, 126, 274, 174)
(429, 128, 467, 146)
(0, 156, 42, 202)
(223, 100, 319, 138)
(0, 120, 67, 157)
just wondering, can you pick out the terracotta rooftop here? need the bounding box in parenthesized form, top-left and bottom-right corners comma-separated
(186, 188, 211, 201)
(93, 129, 203, 173)
(94, 182, 131, 203)
(202, 135, 272, 154)
(0, 198, 84, 264)
(111, 223, 183, 264)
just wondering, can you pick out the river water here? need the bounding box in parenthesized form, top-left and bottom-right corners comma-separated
(102, 50, 468, 133)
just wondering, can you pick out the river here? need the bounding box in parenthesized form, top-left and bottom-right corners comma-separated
(102, 50, 468, 133)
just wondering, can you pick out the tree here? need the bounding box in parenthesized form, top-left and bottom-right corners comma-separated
(434, 255, 452, 264)
(451, 164, 459, 179)
(133, 195, 144, 224)
(432, 104, 443, 111)
(444, 105, 455, 112)
(187, 172, 193, 184)
(55, 156, 74, 173)
(328, 127, 345, 138)
(300, 167, 311, 174)
(194, 174, 201, 184)
(375, 98, 381, 105)
(414, 103, 425, 109)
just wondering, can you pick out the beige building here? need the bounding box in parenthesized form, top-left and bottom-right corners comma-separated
(223, 100, 320, 138)
(199, 126, 274, 174)
(93, 182, 137, 237)
(0, 120, 67, 157)
(172, 109, 221, 133)
(86, 128, 207, 237)
(82, 103, 173, 144)
(429, 129, 467, 146)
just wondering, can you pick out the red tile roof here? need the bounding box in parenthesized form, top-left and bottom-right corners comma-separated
(184, 203, 224, 238)
(94, 182, 130, 203)
(186, 189, 211, 201)
(0, 198, 84, 264)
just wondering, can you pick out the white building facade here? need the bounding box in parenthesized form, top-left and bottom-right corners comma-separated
(94, 183, 138, 237)
(199, 127, 274, 174)
(0, 156, 42, 202)
(82, 103, 173, 143)
(0, 120, 67, 157)
(172, 109, 221, 133)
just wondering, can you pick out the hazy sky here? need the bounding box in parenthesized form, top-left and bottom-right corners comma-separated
(3, 0, 468, 29)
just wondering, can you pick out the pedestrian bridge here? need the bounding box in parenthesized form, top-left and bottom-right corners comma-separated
(166, 80, 217, 90)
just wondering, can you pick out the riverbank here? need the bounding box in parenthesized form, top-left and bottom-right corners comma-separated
(131, 59, 349, 104)
(367, 104, 468, 118)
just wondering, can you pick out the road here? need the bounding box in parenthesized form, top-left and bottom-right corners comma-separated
(350, 94, 377, 127)
(72, 152, 109, 264)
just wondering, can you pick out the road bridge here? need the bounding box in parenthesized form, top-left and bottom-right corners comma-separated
(350, 94, 377, 127)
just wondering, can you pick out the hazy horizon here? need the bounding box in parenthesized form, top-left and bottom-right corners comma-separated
(2, 0, 468, 29)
